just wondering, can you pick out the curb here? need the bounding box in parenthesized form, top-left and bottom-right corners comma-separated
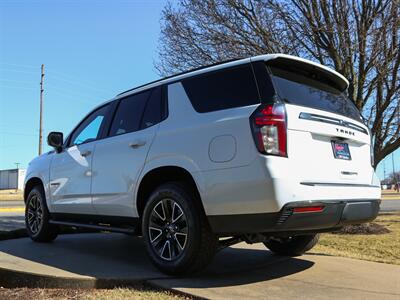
(147, 280, 208, 300)
(0, 266, 154, 289)
(0, 227, 101, 241)
(0, 230, 162, 290)
(0, 227, 97, 242)
(0, 265, 200, 300)
(0, 229, 27, 241)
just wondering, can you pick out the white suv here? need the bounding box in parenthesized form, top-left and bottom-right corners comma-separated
(24, 54, 381, 274)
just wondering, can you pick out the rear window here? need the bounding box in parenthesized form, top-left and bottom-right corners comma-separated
(182, 64, 260, 113)
(269, 66, 363, 122)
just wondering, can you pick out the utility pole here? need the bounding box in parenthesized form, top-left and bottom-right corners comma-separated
(14, 162, 20, 192)
(383, 160, 386, 182)
(39, 64, 44, 155)
(392, 152, 396, 184)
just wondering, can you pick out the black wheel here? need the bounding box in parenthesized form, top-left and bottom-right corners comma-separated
(25, 186, 58, 242)
(264, 234, 319, 256)
(142, 182, 218, 275)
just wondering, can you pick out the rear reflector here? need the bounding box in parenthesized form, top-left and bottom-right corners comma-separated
(293, 206, 325, 213)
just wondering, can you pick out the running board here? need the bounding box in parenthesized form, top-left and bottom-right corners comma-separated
(49, 220, 136, 234)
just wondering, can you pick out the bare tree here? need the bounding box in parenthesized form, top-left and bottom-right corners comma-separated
(388, 171, 400, 183)
(156, 0, 400, 168)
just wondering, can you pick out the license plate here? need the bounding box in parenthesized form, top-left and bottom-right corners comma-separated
(331, 141, 351, 160)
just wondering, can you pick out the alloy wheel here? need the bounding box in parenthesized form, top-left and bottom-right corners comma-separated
(27, 195, 43, 234)
(148, 198, 188, 261)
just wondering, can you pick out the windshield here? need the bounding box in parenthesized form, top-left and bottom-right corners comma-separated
(269, 66, 363, 122)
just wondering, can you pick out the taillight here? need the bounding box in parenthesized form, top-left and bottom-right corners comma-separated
(250, 103, 287, 156)
(368, 128, 374, 167)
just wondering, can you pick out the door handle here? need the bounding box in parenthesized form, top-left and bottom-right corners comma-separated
(81, 150, 92, 157)
(129, 140, 146, 148)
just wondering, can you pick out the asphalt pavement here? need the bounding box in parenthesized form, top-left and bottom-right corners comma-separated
(0, 200, 25, 231)
(380, 199, 400, 212)
(0, 200, 24, 208)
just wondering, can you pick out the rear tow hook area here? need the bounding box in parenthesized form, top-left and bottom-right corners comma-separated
(217, 233, 271, 251)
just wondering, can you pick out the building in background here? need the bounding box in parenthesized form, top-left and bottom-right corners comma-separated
(0, 169, 26, 190)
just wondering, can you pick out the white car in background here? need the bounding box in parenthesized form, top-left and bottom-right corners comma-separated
(24, 54, 381, 275)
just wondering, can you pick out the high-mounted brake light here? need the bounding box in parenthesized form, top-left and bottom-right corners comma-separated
(250, 103, 287, 156)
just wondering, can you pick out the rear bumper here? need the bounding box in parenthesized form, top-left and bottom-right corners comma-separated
(208, 199, 380, 235)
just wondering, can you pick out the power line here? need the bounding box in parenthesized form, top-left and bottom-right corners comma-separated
(0, 62, 37, 69)
(0, 65, 112, 97)
(0, 64, 108, 91)
(0, 85, 37, 91)
(0, 78, 36, 84)
(0, 81, 108, 102)
(47, 89, 103, 105)
(46, 83, 110, 100)
(47, 69, 110, 91)
(46, 73, 110, 94)
(0, 131, 38, 137)
(0, 68, 37, 74)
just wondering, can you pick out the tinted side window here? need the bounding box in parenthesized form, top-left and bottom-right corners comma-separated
(69, 104, 110, 146)
(110, 90, 150, 136)
(141, 86, 163, 129)
(182, 64, 260, 113)
(251, 61, 276, 103)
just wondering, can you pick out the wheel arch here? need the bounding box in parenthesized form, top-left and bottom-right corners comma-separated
(136, 165, 206, 219)
(24, 177, 44, 203)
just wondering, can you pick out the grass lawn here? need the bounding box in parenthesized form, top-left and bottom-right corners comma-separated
(311, 212, 400, 265)
(0, 287, 189, 300)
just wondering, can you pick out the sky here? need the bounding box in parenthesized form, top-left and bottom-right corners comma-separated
(0, 0, 167, 168)
(0, 0, 398, 180)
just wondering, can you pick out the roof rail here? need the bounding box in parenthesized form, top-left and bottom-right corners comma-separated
(117, 57, 243, 96)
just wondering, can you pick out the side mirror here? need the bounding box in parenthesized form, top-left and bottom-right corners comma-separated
(47, 132, 63, 153)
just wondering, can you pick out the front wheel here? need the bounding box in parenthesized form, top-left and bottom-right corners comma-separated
(264, 234, 319, 256)
(142, 182, 218, 275)
(25, 186, 58, 242)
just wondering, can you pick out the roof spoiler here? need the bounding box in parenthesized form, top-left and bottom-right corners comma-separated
(252, 54, 349, 92)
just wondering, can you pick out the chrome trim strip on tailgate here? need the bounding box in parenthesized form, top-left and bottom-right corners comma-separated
(299, 112, 368, 135)
(300, 182, 379, 188)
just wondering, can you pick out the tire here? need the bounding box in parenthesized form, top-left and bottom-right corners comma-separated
(142, 182, 218, 275)
(25, 185, 58, 242)
(264, 234, 320, 256)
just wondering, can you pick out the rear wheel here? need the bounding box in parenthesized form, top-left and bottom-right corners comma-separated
(142, 182, 218, 275)
(25, 186, 58, 242)
(264, 234, 319, 256)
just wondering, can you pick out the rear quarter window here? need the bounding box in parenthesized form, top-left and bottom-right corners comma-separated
(181, 64, 260, 113)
